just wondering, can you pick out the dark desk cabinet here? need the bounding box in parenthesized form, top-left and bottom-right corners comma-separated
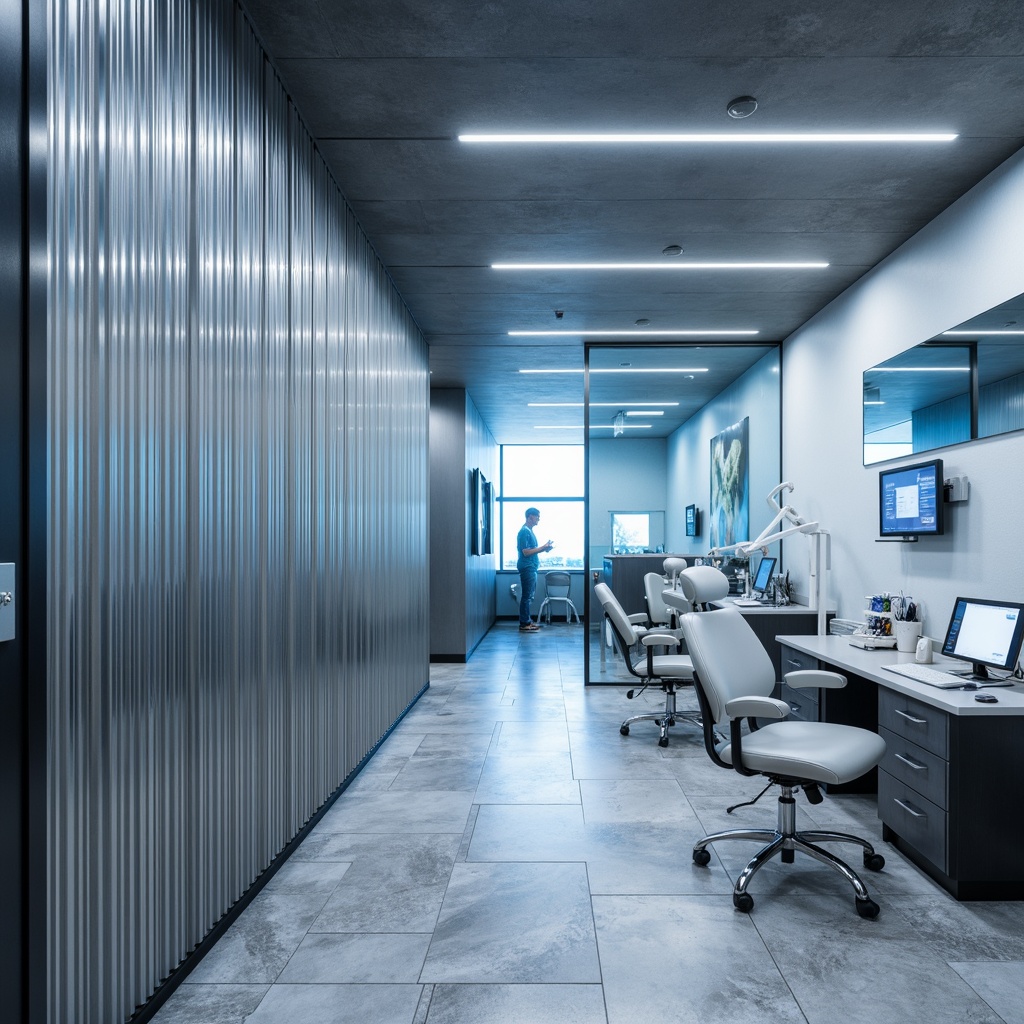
(778, 638, 1024, 900)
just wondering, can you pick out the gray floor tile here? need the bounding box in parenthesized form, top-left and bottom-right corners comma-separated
(313, 790, 475, 834)
(150, 983, 269, 1023)
(263, 859, 352, 895)
(475, 751, 581, 804)
(277, 932, 432, 983)
(305, 834, 461, 933)
(425, 983, 608, 1024)
(950, 961, 1024, 1024)
(593, 894, 807, 1024)
(186, 892, 331, 984)
(245, 984, 423, 1024)
(421, 862, 601, 983)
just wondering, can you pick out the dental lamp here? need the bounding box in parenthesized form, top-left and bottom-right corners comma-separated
(708, 482, 831, 635)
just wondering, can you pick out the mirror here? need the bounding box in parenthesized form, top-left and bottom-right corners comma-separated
(863, 293, 1024, 464)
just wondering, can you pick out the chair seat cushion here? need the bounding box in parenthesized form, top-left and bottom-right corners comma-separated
(630, 654, 694, 679)
(717, 720, 886, 786)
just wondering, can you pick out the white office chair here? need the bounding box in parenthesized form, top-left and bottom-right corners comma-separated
(539, 571, 580, 624)
(594, 582, 700, 747)
(644, 571, 681, 628)
(677, 566, 888, 917)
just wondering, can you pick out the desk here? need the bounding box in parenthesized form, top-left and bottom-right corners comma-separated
(778, 633, 1024, 900)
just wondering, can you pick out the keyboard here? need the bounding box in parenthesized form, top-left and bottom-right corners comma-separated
(883, 662, 966, 688)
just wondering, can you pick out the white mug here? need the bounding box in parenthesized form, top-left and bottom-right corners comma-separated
(915, 637, 933, 664)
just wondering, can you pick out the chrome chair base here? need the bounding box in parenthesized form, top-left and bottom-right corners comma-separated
(619, 684, 701, 747)
(692, 784, 884, 917)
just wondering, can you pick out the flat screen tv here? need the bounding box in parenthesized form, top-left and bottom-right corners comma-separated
(685, 504, 700, 537)
(878, 458, 943, 539)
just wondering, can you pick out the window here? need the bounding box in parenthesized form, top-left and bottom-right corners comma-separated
(611, 512, 650, 553)
(500, 445, 584, 569)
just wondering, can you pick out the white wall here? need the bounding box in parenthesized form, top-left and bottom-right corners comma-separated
(665, 350, 782, 555)
(588, 437, 668, 568)
(782, 146, 1024, 635)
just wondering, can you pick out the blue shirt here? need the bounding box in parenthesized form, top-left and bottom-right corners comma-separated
(517, 525, 539, 571)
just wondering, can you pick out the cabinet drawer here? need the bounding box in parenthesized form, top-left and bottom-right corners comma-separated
(781, 647, 819, 674)
(878, 689, 949, 758)
(878, 726, 948, 809)
(879, 771, 947, 872)
(779, 681, 819, 722)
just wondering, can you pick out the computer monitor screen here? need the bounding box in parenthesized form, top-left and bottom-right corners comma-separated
(751, 556, 776, 595)
(878, 458, 943, 538)
(940, 597, 1024, 679)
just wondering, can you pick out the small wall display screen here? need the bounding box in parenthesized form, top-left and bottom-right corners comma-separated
(879, 458, 943, 538)
(685, 504, 699, 537)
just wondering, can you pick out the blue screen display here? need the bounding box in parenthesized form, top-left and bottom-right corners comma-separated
(879, 460, 943, 537)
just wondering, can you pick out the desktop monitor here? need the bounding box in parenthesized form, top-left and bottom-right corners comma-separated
(751, 556, 776, 597)
(878, 458, 944, 539)
(940, 597, 1024, 680)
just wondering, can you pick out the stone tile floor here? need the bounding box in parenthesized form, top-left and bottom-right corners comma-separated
(154, 622, 1024, 1024)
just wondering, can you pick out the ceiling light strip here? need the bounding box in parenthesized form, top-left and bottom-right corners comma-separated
(521, 368, 708, 374)
(461, 132, 957, 144)
(494, 262, 827, 270)
(528, 402, 681, 407)
(942, 330, 1024, 336)
(509, 329, 759, 336)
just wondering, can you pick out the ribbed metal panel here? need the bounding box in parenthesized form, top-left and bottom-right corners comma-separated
(46, 2, 429, 1021)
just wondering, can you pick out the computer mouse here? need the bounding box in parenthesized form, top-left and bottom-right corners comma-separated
(974, 693, 998, 703)
(961, 681, 980, 690)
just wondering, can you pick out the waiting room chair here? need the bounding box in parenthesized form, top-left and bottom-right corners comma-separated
(594, 581, 700, 747)
(676, 566, 887, 917)
(539, 571, 580, 624)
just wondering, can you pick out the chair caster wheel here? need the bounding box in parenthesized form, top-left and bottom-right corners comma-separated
(856, 898, 880, 919)
(693, 848, 711, 867)
(863, 852, 885, 872)
(658, 736, 669, 747)
(733, 892, 754, 913)
(619, 725, 629, 736)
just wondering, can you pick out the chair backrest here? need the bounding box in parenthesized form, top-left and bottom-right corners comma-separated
(593, 582, 638, 649)
(678, 565, 730, 608)
(545, 571, 571, 596)
(679, 606, 776, 724)
(662, 557, 688, 587)
(643, 572, 673, 625)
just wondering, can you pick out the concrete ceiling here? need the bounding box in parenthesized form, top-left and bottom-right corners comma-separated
(241, 0, 1024, 442)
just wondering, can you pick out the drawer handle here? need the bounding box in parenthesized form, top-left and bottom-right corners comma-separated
(894, 753, 927, 771)
(893, 797, 926, 819)
(894, 709, 927, 725)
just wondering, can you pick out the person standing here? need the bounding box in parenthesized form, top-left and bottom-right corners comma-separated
(517, 507, 553, 631)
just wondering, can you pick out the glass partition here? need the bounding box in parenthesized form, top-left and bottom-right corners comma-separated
(584, 343, 781, 684)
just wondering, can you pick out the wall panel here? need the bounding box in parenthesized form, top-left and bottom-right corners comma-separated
(46, 2, 429, 1021)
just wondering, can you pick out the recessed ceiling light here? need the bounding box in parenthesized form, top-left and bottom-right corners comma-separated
(662, 245, 683, 257)
(726, 96, 758, 119)
(460, 132, 957, 144)
(589, 424, 652, 430)
(508, 329, 759, 337)
(494, 262, 828, 270)
(635, 317, 651, 325)
(625, 410, 665, 416)
(527, 401, 681, 407)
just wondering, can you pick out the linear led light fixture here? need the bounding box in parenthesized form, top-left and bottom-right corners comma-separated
(941, 329, 1024, 336)
(870, 366, 970, 372)
(590, 424, 652, 430)
(625, 409, 664, 416)
(509, 329, 759, 336)
(495, 262, 827, 270)
(528, 401, 680, 407)
(520, 367, 708, 374)
(460, 132, 958, 144)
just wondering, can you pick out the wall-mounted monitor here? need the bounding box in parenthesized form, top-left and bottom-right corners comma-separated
(685, 504, 701, 537)
(471, 468, 492, 555)
(878, 458, 944, 540)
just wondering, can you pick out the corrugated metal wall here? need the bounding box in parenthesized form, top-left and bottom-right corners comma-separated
(46, 2, 430, 1021)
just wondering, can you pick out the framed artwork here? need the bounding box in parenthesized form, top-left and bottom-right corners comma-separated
(709, 418, 749, 550)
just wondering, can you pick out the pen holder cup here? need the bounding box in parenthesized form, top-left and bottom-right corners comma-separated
(894, 619, 923, 653)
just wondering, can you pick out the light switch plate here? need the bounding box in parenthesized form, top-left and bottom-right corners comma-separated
(0, 563, 14, 642)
